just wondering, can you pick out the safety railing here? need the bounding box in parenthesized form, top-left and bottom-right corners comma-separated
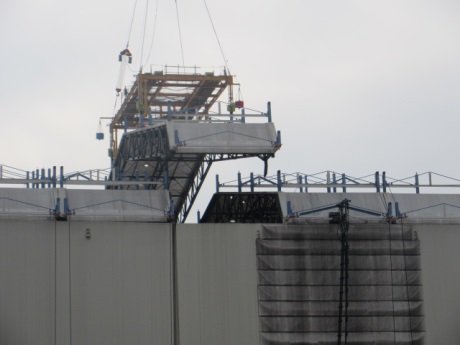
(216, 170, 460, 194)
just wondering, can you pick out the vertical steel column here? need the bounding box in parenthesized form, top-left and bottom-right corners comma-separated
(305, 175, 308, 193)
(415, 173, 420, 194)
(250, 172, 254, 192)
(298, 174, 303, 193)
(215, 174, 220, 193)
(327, 171, 331, 193)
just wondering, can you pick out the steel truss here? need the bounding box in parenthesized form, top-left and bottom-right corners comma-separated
(111, 124, 275, 222)
(200, 192, 282, 223)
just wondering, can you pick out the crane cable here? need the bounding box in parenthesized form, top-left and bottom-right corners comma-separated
(203, 0, 231, 75)
(174, 0, 186, 70)
(126, 0, 139, 48)
(144, 0, 160, 66)
(139, 0, 150, 71)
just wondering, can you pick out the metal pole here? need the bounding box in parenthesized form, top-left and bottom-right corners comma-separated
(415, 173, 420, 194)
(375, 171, 380, 193)
(267, 102, 272, 122)
(237, 172, 242, 193)
(250, 172, 254, 192)
(382, 171, 387, 193)
(277, 170, 281, 192)
(215, 174, 220, 193)
(332, 173, 337, 193)
(342, 173, 346, 193)
(327, 171, 331, 193)
(60, 166, 64, 188)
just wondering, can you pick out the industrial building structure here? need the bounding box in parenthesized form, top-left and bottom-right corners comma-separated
(0, 61, 459, 344)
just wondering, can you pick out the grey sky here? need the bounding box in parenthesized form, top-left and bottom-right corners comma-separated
(1, 0, 460, 216)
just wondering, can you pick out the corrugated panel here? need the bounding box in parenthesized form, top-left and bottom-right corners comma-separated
(0, 220, 55, 345)
(176, 224, 261, 345)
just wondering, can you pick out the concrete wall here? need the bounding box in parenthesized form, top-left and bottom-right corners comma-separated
(0, 219, 459, 344)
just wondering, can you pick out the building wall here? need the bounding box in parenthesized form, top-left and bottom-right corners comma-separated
(0, 219, 459, 344)
(416, 225, 460, 344)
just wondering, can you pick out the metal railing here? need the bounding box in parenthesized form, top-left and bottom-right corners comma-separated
(216, 170, 460, 194)
(0, 165, 163, 189)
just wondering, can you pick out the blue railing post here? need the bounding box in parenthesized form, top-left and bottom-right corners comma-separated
(415, 173, 420, 194)
(382, 171, 387, 193)
(304, 175, 308, 193)
(216, 174, 220, 193)
(47, 168, 51, 188)
(277, 170, 282, 192)
(332, 173, 337, 193)
(298, 174, 303, 193)
(275, 131, 281, 147)
(52, 166, 56, 188)
(267, 102, 272, 122)
(387, 202, 393, 217)
(375, 171, 380, 192)
(26, 171, 30, 189)
(250, 172, 254, 192)
(342, 173, 346, 193)
(238, 172, 242, 192)
(60, 166, 64, 188)
(395, 202, 402, 217)
(327, 171, 331, 193)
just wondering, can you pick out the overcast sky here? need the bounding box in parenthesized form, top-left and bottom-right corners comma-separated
(1, 0, 460, 218)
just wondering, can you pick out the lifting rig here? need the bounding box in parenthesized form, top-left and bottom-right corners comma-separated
(106, 67, 280, 223)
(109, 69, 234, 159)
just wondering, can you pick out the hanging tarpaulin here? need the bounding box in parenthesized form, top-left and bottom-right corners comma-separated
(116, 48, 133, 94)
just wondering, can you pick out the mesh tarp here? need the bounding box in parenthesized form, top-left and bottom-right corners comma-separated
(256, 223, 425, 345)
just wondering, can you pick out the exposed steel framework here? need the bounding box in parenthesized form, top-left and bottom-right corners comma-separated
(109, 70, 234, 159)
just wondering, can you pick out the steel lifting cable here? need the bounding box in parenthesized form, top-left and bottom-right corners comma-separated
(174, 0, 186, 69)
(140, 0, 150, 71)
(126, 0, 139, 48)
(203, 0, 231, 75)
(144, 0, 160, 66)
